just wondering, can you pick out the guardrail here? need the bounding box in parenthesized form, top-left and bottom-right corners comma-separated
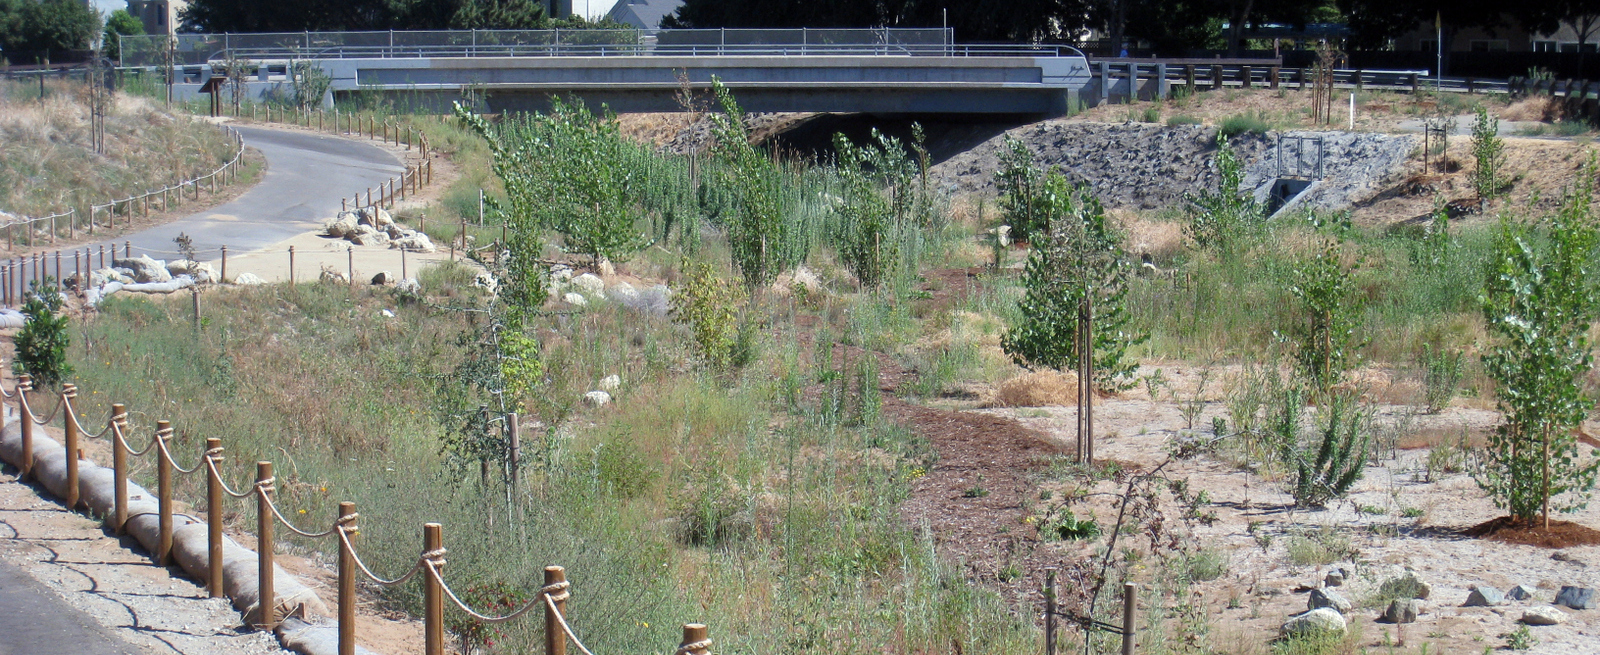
(1083, 60, 1513, 102)
(4, 378, 717, 655)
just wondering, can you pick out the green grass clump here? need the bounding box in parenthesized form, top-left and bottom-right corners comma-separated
(1218, 111, 1273, 138)
(1284, 528, 1356, 566)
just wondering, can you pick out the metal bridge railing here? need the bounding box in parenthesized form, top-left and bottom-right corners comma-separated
(119, 28, 1078, 66)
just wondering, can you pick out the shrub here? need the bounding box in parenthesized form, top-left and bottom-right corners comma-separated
(1184, 134, 1264, 250)
(1052, 511, 1101, 540)
(670, 258, 746, 373)
(1269, 385, 1371, 508)
(1284, 528, 1355, 566)
(1477, 166, 1600, 526)
(14, 278, 71, 388)
(1419, 343, 1464, 414)
(831, 130, 908, 288)
(1166, 114, 1201, 126)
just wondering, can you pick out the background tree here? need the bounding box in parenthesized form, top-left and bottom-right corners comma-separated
(181, 0, 564, 32)
(707, 78, 808, 289)
(0, 0, 100, 59)
(102, 9, 143, 63)
(663, 0, 1092, 43)
(1476, 166, 1600, 529)
(1515, 1, 1600, 71)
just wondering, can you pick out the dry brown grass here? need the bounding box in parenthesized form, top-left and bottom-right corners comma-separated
(0, 79, 236, 218)
(989, 369, 1079, 407)
(1501, 96, 1562, 123)
(1113, 209, 1186, 260)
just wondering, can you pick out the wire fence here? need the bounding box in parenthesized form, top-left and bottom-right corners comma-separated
(10, 375, 716, 655)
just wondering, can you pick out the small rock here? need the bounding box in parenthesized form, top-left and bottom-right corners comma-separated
(551, 266, 574, 282)
(1383, 599, 1423, 624)
(380, 309, 395, 318)
(562, 292, 587, 307)
(583, 390, 611, 407)
(473, 272, 498, 294)
(1309, 588, 1352, 614)
(1281, 608, 1346, 637)
(1324, 569, 1347, 587)
(1507, 585, 1538, 601)
(396, 278, 422, 294)
(371, 271, 394, 285)
(571, 273, 604, 295)
(597, 258, 615, 276)
(233, 272, 266, 285)
(1555, 586, 1596, 610)
(1521, 606, 1568, 626)
(373, 207, 394, 227)
(319, 269, 347, 285)
(1465, 585, 1505, 607)
(1551, 551, 1586, 567)
(1379, 572, 1430, 601)
(598, 375, 621, 391)
(995, 224, 1012, 247)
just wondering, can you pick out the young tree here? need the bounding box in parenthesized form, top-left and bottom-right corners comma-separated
(994, 136, 1050, 244)
(1477, 168, 1600, 529)
(1471, 105, 1506, 206)
(1002, 173, 1144, 392)
(831, 128, 925, 288)
(1287, 241, 1364, 393)
(460, 98, 649, 268)
(707, 78, 807, 289)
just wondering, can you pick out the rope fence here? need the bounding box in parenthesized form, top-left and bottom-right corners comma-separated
(9, 378, 715, 655)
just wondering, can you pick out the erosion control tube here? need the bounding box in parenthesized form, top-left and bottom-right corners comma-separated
(0, 418, 380, 655)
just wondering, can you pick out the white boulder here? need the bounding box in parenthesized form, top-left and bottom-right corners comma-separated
(233, 272, 267, 285)
(1281, 608, 1346, 637)
(583, 390, 611, 407)
(571, 273, 604, 295)
(562, 292, 588, 307)
(1521, 606, 1568, 626)
(598, 375, 621, 391)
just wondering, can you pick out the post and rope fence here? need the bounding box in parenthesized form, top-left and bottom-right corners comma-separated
(9, 383, 715, 655)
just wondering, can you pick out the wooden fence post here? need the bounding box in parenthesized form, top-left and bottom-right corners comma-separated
(61, 384, 78, 509)
(206, 437, 224, 598)
(424, 523, 444, 655)
(221, 246, 228, 283)
(156, 420, 173, 565)
(544, 566, 568, 655)
(289, 246, 295, 285)
(15, 375, 32, 479)
(679, 624, 711, 655)
(112, 403, 128, 533)
(256, 461, 276, 629)
(338, 502, 357, 655)
(1122, 582, 1137, 655)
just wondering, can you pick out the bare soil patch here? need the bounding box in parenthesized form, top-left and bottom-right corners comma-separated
(1466, 516, 1600, 549)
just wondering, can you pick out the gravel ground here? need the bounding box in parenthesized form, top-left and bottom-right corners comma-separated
(0, 456, 289, 655)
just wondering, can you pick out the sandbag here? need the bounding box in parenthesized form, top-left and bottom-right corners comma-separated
(0, 310, 24, 329)
(85, 280, 124, 306)
(278, 616, 378, 655)
(223, 557, 330, 618)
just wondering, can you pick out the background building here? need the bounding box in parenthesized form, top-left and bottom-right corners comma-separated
(127, 0, 187, 36)
(606, 0, 682, 32)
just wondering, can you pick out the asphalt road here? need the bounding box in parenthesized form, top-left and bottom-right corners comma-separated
(0, 558, 139, 655)
(118, 125, 404, 260)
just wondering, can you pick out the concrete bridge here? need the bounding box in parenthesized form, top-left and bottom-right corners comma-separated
(125, 29, 1095, 116)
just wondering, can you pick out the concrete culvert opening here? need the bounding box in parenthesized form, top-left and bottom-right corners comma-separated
(1268, 178, 1315, 214)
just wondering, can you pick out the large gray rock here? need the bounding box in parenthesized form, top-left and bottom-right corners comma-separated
(1281, 608, 1346, 637)
(1521, 606, 1568, 626)
(371, 271, 394, 286)
(1555, 586, 1596, 610)
(112, 255, 171, 283)
(1464, 586, 1505, 607)
(324, 212, 359, 237)
(1324, 568, 1347, 587)
(1309, 588, 1352, 614)
(563, 292, 587, 307)
(1383, 599, 1423, 624)
(350, 230, 390, 247)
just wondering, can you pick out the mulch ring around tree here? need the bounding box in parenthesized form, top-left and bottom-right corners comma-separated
(1465, 516, 1600, 548)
